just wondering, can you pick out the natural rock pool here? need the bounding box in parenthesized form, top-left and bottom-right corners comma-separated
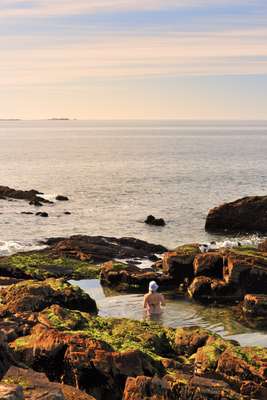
(71, 279, 267, 347)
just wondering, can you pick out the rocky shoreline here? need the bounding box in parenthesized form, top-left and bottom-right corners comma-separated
(0, 234, 266, 399)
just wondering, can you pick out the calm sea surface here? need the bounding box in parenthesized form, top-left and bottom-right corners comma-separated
(0, 120, 266, 249)
(1, 120, 267, 346)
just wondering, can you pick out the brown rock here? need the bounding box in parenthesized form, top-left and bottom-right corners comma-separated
(44, 235, 167, 263)
(100, 261, 174, 292)
(0, 279, 97, 314)
(188, 276, 241, 303)
(162, 244, 200, 284)
(193, 252, 224, 279)
(205, 195, 267, 233)
(0, 384, 23, 400)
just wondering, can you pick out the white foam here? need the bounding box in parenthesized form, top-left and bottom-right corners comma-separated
(40, 193, 57, 202)
(199, 236, 264, 253)
(0, 240, 47, 256)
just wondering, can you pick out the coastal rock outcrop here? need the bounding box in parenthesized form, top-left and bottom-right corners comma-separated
(2, 366, 96, 400)
(0, 279, 97, 314)
(163, 244, 200, 285)
(44, 235, 167, 263)
(100, 261, 174, 292)
(205, 195, 267, 233)
(0, 185, 52, 205)
(9, 312, 267, 400)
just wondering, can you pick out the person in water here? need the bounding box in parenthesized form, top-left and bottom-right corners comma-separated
(143, 281, 166, 315)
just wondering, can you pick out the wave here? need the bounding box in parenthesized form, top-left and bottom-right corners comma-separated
(0, 240, 47, 256)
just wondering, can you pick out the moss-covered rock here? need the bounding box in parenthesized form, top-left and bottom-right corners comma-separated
(0, 278, 97, 314)
(0, 252, 100, 280)
(162, 244, 200, 285)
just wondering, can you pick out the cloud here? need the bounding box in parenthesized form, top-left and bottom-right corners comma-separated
(0, 0, 260, 17)
(0, 28, 266, 86)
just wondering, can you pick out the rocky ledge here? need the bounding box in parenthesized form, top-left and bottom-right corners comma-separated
(0, 277, 266, 400)
(0, 235, 166, 281)
(205, 195, 267, 233)
(0, 185, 69, 207)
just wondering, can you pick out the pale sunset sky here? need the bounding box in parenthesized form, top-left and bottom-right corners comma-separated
(0, 0, 267, 119)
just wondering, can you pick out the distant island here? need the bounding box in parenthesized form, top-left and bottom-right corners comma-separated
(48, 118, 70, 121)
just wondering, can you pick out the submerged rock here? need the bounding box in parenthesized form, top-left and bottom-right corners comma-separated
(205, 195, 267, 233)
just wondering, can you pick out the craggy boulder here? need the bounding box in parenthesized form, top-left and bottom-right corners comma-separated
(193, 252, 224, 279)
(0, 279, 97, 314)
(162, 244, 200, 285)
(123, 374, 243, 400)
(205, 195, 267, 233)
(224, 254, 267, 293)
(2, 366, 96, 400)
(188, 276, 241, 304)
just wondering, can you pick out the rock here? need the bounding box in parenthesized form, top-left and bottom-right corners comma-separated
(223, 252, 267, 293)
(11, 321, 162, 400)
(64, 212, 71, 215)
(0, 251, 100, 280)
(145, 215, 166, 227)
(44, 235, 167, 263)
(56, 195, 69, 201)
(123, 374, 243, 400)
(205, 195, 267, 233)
(36, 212, 49, 217)
(20, 212, 34, 215)
(193, 252, 224, 279)
(162, 244, 200, 285)
(0, 186, 51, 205)
(188, 276, 242, 304)
(0, 384, 23, 400)
(258, 239, 267, 252)
(2, 366, 96, 400)
(100, 261, 175, 292)
(0, 334, 18, 379)
(0, 279, 97, 314)
(242, 294, 267, 328)
(29, 199, 43, 207)
(174, 327, 211, 356)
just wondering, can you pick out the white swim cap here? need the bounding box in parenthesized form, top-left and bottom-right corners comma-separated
(149, 281, 159, 292)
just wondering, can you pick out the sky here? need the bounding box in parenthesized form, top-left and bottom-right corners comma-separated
(0, 0, 267, 119)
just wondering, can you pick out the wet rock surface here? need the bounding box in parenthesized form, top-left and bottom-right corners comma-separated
(205, 195, 267, 233)
(0, 186, 51, 205)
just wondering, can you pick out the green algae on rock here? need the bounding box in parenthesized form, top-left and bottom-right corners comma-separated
(0, 278, 97, 314)
(0, 252, 100, 280)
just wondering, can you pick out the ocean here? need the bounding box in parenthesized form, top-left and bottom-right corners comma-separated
(0, 120, 266, 252)
(0, 120, 267, 345)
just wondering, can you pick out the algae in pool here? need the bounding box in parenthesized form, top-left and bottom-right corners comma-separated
(69, 279, 267, 347)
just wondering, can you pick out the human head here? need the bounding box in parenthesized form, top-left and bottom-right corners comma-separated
(149, 281, 159, 293)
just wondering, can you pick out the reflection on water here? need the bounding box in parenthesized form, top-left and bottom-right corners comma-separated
(70, 279, 267, 347)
